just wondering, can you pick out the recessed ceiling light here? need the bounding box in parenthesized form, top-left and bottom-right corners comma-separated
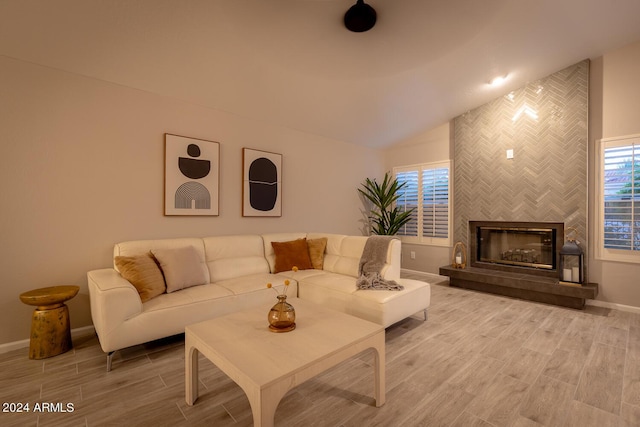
(489, 75, 508, 86)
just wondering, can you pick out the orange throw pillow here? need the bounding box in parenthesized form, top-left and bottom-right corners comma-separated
(272, 238, 313, 273)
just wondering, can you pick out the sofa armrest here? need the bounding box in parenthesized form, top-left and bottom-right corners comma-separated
(87, 268, 143, 350)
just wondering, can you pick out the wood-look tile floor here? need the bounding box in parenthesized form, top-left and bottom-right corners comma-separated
(2, 277, 640, 426)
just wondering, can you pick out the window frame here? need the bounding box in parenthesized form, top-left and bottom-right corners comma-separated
(594, 134, 640, 264)
(393, 160, 452, 247)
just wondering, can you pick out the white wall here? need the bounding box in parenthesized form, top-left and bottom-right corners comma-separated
(0, 56, 384, 345)
(383, 122, 453, 273)
(589, 40, 640, 309)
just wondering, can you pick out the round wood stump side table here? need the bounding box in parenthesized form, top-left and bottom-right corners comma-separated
(19, 285, 79, 359)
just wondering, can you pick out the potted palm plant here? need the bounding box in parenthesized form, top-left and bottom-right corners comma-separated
(358, 172, 415, 235)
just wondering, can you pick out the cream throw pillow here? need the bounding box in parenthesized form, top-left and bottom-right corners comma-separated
(114, 252, 166, 302)
(151, 246, 208, 293)
(307, 237, 327, 270)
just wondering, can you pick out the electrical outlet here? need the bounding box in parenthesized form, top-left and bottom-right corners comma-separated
(410, 251, 416, 259)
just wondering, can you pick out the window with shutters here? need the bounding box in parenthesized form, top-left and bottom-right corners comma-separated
(595, 134, 640, 263)
(393, 161, 451, 246)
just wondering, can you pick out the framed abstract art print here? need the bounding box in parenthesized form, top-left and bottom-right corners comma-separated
(242, 148, 282, 217)
(164, 134, 219, 216)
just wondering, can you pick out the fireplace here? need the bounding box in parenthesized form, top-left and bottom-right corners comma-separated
(440, 221, 597, 309)
(469, 221, 564, 279)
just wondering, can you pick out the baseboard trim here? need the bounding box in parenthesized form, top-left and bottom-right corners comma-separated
(401, 268, 448, 278)
(586, 299, 640, 314)
(0, 325, 95, 355)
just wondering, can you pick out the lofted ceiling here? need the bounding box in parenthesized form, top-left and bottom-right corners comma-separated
(2, 0, 640, 148)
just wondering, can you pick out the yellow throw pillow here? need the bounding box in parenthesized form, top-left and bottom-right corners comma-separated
(307, 237, 327, 270)
(272, 238, 313, 273)
(115, 252, 166, 302)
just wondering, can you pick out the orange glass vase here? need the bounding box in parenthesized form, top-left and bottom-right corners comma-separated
(268, 295, 296, 332)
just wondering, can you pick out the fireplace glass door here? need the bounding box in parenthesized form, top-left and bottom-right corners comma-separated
(478, 227, 556, 270)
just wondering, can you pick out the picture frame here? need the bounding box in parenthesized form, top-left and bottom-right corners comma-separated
(242, 148, 282, 217)
(164, 134, 219, 216)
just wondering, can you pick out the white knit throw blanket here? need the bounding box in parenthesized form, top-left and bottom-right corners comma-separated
(356, 236, 404, 291)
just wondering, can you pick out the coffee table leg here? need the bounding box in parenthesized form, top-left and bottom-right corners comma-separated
(248, 395, 267, 427)
(185, 344, 199, 406)
(373, 332, 386, 407)
(245, 382, 290, 427)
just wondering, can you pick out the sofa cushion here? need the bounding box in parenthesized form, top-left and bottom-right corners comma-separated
(296, 271, 357, 293)
(276, 269, 325, 282)
(216, 273, 295, 296)
(203, 235, 270, 282)
(151, 246, 208, 293)
(307, 237, 327, 270)
(271, 238, 313, 273)
(114, 252, 166, 302)
(297, 275, 431, 328)
(350, 278, 431, 326)
(143, 283, 233, 312)
(322, 235, 368, 278)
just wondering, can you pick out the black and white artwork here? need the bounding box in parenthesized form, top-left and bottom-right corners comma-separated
(165, 134, 219, 216)
(242, 148, 282, 217)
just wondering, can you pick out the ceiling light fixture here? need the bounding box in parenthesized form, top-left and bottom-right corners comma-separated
(489, 75, 508, 86)
(344, 0, 377, 33)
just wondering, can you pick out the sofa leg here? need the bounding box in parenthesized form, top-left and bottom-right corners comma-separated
(423, 309, 428, 321)
(106, 351, 115, 372)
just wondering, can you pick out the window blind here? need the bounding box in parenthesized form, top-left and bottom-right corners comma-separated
(423, 167, 449, 239)
(603, 143, 640, 251)
(396, 170, 419, 237)
(394, 161, 450, 246)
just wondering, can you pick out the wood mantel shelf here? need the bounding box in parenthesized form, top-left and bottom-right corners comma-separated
(439, 266, 598, 309)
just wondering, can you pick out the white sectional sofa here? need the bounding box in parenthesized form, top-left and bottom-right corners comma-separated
(87, 232, 431, 370)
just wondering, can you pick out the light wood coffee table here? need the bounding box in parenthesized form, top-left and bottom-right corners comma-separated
(185, 298, 385, 427)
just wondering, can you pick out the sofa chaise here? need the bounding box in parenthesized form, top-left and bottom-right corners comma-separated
(87, 232, 431, 370)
